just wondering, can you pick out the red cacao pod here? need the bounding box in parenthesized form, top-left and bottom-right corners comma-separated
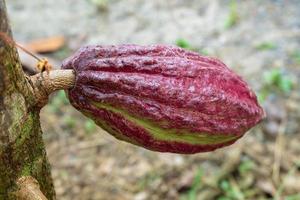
(62, 44, 264, 154)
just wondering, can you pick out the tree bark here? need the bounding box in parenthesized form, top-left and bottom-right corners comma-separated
(0, 1, 55, 199)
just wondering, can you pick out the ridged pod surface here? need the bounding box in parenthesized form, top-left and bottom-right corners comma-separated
(62, 44, 264, 154)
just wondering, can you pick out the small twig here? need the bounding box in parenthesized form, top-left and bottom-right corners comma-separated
(274, 165, 297, 200)
(29, 69, 75, 107)
(15, 176, 48, 200)
(19, 50, 61, 74)
(272, 118, 287, 187)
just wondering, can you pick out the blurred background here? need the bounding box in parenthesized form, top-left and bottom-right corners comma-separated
(7, 0, 300, 199)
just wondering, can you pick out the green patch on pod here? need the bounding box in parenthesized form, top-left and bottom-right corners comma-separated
(92, 103, 239, 145)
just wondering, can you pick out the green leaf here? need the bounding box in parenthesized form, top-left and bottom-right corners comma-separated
(257, 90, 269, 103)
(176, 38, 191, 49)
(238, 159, 255, 174)
(291, 50, 300, 64)
(255, 42, 277, 51)
(188, 168, 203, 200)
(84, 119, 96, 134)
(278, 77, 293, 93)
(285, 194, 300, 200)
(263, 68, 281, 85)
(63, 116, 76, 129)
(224, 0, 238, 29)
(263, 68, 293, 94)
(220, 180, 230, 191)
(199, 48, 209, 55)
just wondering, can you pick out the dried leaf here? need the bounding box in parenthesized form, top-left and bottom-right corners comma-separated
(25, 36, 66, 53)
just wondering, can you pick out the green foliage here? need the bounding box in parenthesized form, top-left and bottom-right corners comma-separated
(175, 38, 209, 55)
(199, 48, 209, 56)
(224, 0, 239, 29)
(258, 68, 293, 103)
(285, 194, 300, 200)
(63, 115, 76, 129)
(255, 42, 277, 51)
(257, 91, 268, 104)
(263, 69, 293, 93)
(291, 50, 300, 64)
(176, 38, 191, 49)
(295, 160, 300, 168)
(187, 168, 203, 200)
(84, 119, 97, 134)
(218, 179, 245, 200)
(238, 159, 255, 174)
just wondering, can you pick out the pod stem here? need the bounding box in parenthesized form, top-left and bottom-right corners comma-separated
(29, 69, 75, 107)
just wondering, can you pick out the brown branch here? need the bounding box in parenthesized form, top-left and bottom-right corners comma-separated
(0, 0, 56, 198)
(29, 69, 75, 107)
(15, 176, 48, 200)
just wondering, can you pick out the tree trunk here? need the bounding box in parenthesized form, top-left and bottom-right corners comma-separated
(0, 1, 56, 199)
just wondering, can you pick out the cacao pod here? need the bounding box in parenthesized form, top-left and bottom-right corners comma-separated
(62, 44, 264, 154)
